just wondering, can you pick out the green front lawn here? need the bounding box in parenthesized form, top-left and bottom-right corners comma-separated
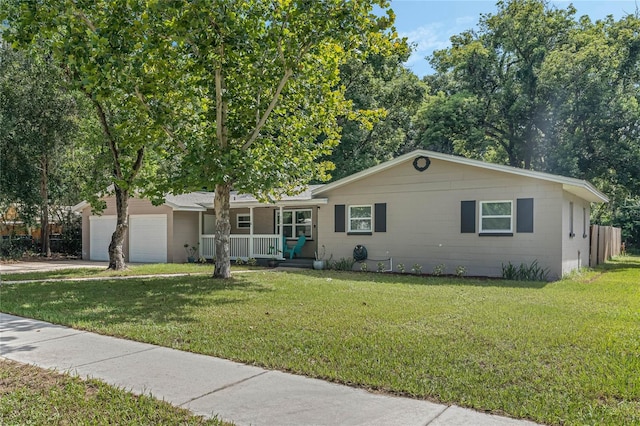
(1, 257, 639, 425)
(0, 359, 230, 425)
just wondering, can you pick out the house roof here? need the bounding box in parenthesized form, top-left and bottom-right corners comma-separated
(312, 150, 609, 203)
(160, 186, 328, 211)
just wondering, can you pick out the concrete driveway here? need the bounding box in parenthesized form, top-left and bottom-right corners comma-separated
(0, 260, 108, 274)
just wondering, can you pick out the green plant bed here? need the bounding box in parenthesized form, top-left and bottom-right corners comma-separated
(2, 258, 640, 425)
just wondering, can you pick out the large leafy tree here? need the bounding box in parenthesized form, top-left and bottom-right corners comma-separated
(2, 1, 169, 269)
(327, 42, 426, 179)
(417, 0, 640, 245)
(0, 43, 78, 256)
(424, 0, 575, 168)
(147, 0, 397, 278)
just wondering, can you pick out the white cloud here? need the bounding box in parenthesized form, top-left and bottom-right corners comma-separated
(400, 23, 451, 67)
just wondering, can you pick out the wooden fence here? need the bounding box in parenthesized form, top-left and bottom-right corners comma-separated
(590, 225, 622, 266)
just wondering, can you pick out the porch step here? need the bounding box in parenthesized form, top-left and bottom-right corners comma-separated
(279, 257, 314, 269)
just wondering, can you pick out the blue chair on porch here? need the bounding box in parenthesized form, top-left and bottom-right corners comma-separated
(284, 234, 306, 259)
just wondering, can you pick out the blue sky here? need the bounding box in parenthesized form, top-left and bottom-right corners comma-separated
(390, 0, 640, 76)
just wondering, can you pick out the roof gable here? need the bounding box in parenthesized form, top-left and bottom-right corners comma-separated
(312, 150, 608, 203)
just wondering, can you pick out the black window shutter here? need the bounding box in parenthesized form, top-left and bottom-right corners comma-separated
(461, 201, 476, 233)
(517, 198, 534, 233)
(335, 204, 345, 232)
(374, 203, 387, 232)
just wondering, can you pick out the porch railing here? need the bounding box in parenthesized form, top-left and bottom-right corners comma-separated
(200, 234, 283, 260)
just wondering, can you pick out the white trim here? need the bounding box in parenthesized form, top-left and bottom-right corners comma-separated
(164, 200, 207, 211)
(348, 205, 373, 233)
(71, 201, 89, 212)
(236, 213, 251, 229)
(276, 208, 313, 239)
(312, 149, 608, 203)
(479, 200, 513, 233)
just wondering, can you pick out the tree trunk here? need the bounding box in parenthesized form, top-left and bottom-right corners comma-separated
(40, 155, 51, 257)
(108, 185, 129, 270)
(213, 182, 232, 278)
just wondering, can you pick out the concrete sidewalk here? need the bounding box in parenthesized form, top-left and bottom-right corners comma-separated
(0, 313, 539, 426)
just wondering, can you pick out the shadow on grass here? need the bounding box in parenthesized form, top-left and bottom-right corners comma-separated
(278, 268, 550, 289)
(590, 256, 640, 277)
(0, 275, 274, 329)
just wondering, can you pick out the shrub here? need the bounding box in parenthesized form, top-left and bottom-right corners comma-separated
(360, 262, 368, 272)
(0, 238, 24, 260)
(502, 260, 549, 281)
(396, 263, 405, 273)
(247, 258, 257, 266)
(411, 263, 422, 275)
(377, 262, 386, 273)
(432, 263, 446, 276)
(329, 257, 356, 271)
(455, 265, 466, 277)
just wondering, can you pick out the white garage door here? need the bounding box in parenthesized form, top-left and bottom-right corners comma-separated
(89, 215, 117, 261)
(129, 215, 167, 263)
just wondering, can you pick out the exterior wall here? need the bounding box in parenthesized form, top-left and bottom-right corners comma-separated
(561, 192, 592, 276)
(317, 157, 566, 278)
(81, 197, 174, 262)
(173, 211, 200, 263)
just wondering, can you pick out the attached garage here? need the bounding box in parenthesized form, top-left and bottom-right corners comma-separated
(129, 215, 167, 263)
(89, 215, 117, 261)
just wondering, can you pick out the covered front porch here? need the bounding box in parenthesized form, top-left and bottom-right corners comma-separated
(197, 198, 325, 261)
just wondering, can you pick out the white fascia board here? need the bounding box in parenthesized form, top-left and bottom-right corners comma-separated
(163, 201, 207, 211)
(227, 198, 328, 209)
(71, 201, 89, 212)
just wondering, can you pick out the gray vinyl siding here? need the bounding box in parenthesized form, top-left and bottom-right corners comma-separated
(317, 157, 565, 278)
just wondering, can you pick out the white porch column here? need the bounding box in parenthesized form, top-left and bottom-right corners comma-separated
(198, 211, 202, 258)
(278, 205, 284, 260)
(249, 206, 254, 259)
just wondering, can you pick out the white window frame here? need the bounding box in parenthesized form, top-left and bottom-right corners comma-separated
(348, 205, 373, 233)
(276, 209, 312, 239)
(479, 200, 513, 233)
(236, 213, 251, 229)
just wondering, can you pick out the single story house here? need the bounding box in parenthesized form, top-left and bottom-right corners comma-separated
(74, 150, 608, 279)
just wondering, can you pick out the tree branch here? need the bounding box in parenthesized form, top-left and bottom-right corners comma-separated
(134, 87, 186, 152)
(242, 68, 293, 151)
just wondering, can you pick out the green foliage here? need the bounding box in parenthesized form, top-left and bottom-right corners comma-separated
(501, 260, 549, 282)
(0, 44, 81, 244)
(330, 257, 356, 271)
(455, 265, 467, 277)
(327, 45, 426, 179)
(0, 238, 28, 260)
(396, 263, 406, 273)
(411, 263, 422, 275)
(360, 262, 368, 272)
(432, 263, 446, 276)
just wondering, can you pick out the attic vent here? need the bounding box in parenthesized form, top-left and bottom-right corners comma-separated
(413, 156, 431, 172)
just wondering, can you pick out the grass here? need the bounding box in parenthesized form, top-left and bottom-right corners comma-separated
(1, 257, 639, 425)
(0, 359, 230, 425)
(0, 262, 260, 282)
